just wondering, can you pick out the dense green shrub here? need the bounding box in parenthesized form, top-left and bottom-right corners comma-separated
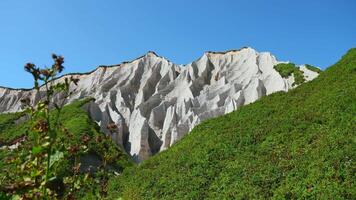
(305, 64, 323, 73)
(293, 68, 306, 86)
(107, 48, 356, 199)
(274, 63, 306, 86)
(274, 63, 296, 77)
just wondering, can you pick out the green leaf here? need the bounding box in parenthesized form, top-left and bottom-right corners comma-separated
(30, 169, 41, 178)
(48, 176, 57, 182)
(74, 179, 81, 189)
(32, 146, 43, 155)
(11, 195, 21, 200)
(49, 151, 64, 168)
(23, 177, 31, 182)
(41, 142, 50, 147)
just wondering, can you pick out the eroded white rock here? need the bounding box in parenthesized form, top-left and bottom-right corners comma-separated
(0, 47, 320, 162)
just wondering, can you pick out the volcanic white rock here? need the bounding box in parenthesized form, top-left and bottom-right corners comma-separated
(0, 47, 320, 162)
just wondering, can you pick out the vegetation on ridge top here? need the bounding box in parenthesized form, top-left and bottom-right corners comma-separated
(305, 64, 323, 73)
(274, 63, 306, 86)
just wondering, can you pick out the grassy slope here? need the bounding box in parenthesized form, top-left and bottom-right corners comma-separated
(0, 112, 28, 144)
(108, 49, 356, 199)
(0, 98, 133, 197)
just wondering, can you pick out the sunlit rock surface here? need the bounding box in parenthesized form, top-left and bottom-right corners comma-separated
(0, 47, 319, 162)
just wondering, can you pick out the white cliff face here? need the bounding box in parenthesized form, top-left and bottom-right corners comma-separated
(300, 65, 319, 81)
(0, 47, 319, 162)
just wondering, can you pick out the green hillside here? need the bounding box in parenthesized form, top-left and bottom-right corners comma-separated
(107, 49, 356, 199)
(0, 98, 133, 198)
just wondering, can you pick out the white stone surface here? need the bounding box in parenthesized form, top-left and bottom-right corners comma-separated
(0, 47, 319, 162)
(300, 65, 320, 81)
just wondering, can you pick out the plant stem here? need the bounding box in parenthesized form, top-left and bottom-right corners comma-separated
(44, 79, 52, 198)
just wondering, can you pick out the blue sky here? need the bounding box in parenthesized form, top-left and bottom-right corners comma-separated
(0, 0, 355, 88)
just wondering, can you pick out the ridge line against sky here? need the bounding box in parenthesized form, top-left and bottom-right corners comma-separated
(0, 47, 284, 90)
(0, 0, 355, 88)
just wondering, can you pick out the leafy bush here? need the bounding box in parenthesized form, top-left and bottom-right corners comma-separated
(107, 48, 356, 199)
(293, 68, 306, 86)
(274, 63, 306, 86)
(274, 63, 296, 78)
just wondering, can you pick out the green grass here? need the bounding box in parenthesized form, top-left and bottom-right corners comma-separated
(305, 64, 323, 73)
(57, 99, 133, 169)
(274, 63, 306, 86)
(0, 112, 28, 145)
(107, 48, 356, 199)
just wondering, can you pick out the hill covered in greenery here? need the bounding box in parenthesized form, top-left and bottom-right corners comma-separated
(107, 49, 356, 199)
(0, 49, 354, 199)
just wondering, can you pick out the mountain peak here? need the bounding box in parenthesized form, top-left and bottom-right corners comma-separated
(145, 51, 160, 57)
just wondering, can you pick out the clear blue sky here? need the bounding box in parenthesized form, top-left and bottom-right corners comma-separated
(0, 0, 355, 88)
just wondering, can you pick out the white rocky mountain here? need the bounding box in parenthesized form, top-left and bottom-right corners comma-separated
(0, 47, 319, 162)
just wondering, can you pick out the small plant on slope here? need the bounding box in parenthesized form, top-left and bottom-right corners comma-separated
(305, 64, 322, 73)
(1, 54, 79, 198)
(0, 55, 133, 199)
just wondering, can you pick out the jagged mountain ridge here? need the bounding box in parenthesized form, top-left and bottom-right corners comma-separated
(0, 47, 319, 162)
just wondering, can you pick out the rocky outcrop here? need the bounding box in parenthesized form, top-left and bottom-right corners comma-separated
(0, 47, 320, 162)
